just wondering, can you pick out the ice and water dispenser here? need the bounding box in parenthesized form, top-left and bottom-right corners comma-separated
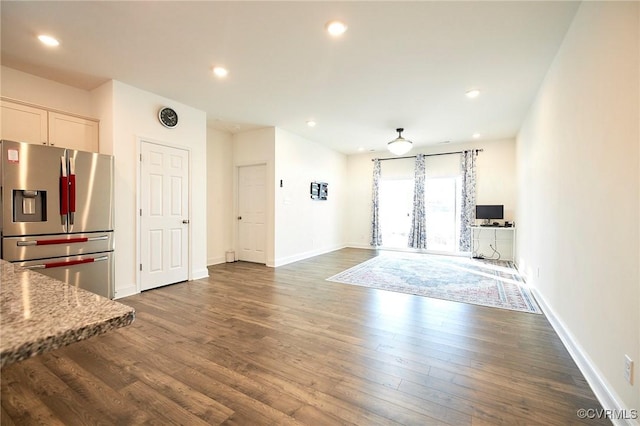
(13, 190, 47, 222)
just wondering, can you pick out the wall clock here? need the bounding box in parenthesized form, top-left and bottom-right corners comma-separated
(158, 107, 178, 128)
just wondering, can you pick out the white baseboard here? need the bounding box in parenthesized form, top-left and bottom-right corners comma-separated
(114, 284, 138, 299)
(192, 268, 209, 280)
(114, 268, 209, 299)
(207, 256, 226, 266)
(344, 244, 471, 259)
(531, 288, 639, 426)
(272, 244, 346, 267)
(345, 242, 375, 250)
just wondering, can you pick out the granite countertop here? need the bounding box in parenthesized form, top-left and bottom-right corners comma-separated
(0, 259, 135, 367)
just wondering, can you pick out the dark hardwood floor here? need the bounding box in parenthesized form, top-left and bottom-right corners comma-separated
(1, 248, 608, 425)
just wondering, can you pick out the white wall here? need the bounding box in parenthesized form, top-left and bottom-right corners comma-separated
(207, 127, 234, 265)
(516, 1, 639, 414)
(1, 66, 93, 116)
(100, 81, 208, 298)
(345, 138, 516, 248)
(274, 128, 347, 266)
(233, 127, 276, 266)
(90, 80, 114, 155)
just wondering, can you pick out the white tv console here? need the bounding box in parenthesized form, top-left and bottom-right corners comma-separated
(470, 226, 516, 261)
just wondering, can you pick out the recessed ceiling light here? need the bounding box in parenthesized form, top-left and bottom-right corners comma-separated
(212, 66, 228, 78)
(358, 147, 364, 152)
(466, 89, 480, 99)
(326, 20, 348, 36)
(38, 34, 59, 47)
(472, 133, 481, 139)
(306, 120, 316, 127)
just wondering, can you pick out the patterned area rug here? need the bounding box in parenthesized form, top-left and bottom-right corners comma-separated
(327, 252, 541, 314)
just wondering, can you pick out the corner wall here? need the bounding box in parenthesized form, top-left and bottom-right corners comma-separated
(516, 1, 639, 414)
(207, 127, 234, 265)
(228, 127, 347, 267)
(274, 128, 347, 266)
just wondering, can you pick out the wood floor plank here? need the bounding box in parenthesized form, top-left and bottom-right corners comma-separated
(330, 374, 471, 425)
(0, 405, 17, 426)
(2, 358, 114, 425)
(129, 360, 234, 423)
(1, 248, 609, 425)
(40, 352, 150, 425)
(176, 365, 308, 426)
(0, 371, 62, 425)
(425, 364, 610, 425)
(118, 380, 213, 426)
(57, 340, 138, 392)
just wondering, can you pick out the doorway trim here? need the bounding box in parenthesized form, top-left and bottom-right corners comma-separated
(136, 137, 192, 293)
(233, 162, 269, 265)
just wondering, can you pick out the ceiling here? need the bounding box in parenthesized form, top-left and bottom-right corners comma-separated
(0, 1, 580, 154)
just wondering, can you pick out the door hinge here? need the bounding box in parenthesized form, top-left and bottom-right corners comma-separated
(139, 264, 142, 271)
(139, 209, 142, 216)
(139, 153, 142, 162)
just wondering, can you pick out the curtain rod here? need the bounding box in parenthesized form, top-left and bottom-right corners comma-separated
(372, 148, 483, 162)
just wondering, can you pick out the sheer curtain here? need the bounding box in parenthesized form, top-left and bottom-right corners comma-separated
(408, 154, 427, 249)
(370, 159, 383, 247)
(459, 150, 478, 251)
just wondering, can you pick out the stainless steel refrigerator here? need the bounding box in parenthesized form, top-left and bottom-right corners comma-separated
(0, 140, 115, 298)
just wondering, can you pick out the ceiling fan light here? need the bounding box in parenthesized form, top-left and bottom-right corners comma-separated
(388, 139, 412, 155)
(387, 128, 413, 155)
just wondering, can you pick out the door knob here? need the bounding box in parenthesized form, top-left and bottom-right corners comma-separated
(182, 219, 190, 224)
(237, 216, 242, 220)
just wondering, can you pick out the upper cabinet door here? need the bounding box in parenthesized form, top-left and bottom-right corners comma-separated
(0, 100, 48, 145)
(0, 99, 100, 152)
(48, 112, 99, 152)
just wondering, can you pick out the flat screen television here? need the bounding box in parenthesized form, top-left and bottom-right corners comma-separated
(476, 205, 504, 222)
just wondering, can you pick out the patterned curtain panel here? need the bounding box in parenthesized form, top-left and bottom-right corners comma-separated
(408, 154, 427, 249)
(459, 150, 478, 251)
(370, 159, 383, 246)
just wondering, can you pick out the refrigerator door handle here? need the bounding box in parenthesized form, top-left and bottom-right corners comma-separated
(23, 255, 109, 270)
(87, 235, 109, 242)
(69, 157, 76, 225)
(16, 235, 107, 246)
(22, 237, 87, 246)
(60, 156, 68, 226)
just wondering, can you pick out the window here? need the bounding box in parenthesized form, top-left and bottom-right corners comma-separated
(425, 177, 461, 252)
(379, 176, 461, 252)
(378, 179, 413, 248)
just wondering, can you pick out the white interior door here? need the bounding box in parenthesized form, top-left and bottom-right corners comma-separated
(237, 164, 266, 263)
(140, 141, 189, 291)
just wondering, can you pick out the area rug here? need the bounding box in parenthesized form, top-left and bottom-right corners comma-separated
(327, 252, 541, 314)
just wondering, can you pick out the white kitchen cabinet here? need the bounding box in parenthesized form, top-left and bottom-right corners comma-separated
(48, 112, 99, 152)
(0, 99, 99, 152)
(0, 100, 48, 145)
